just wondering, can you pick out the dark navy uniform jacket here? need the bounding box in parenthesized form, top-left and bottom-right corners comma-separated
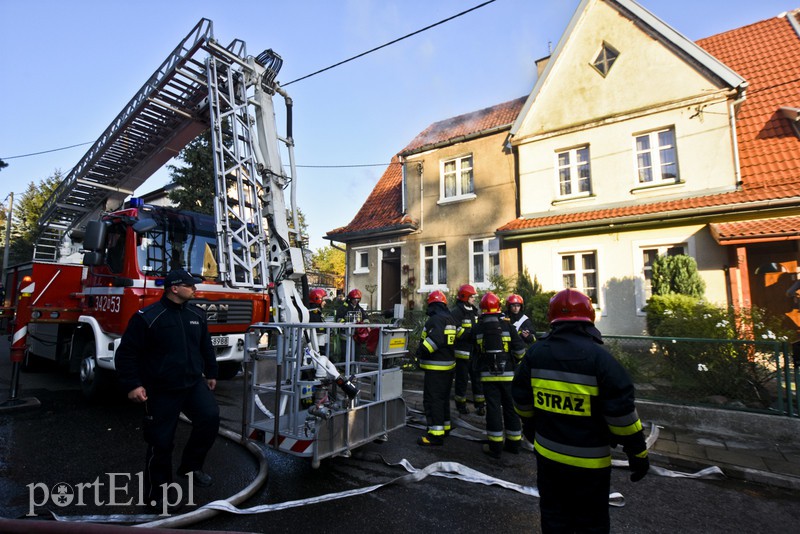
(116, 294, 218, 393)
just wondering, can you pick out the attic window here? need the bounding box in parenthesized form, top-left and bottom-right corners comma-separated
(592, 42, 619, 77)
(779, 106, 800, 138)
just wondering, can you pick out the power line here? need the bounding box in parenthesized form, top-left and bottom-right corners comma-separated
(3, 1, 496, 163)
(296, 162, 399, 169)
(1, 141, 94, 160)
(282, 0, 496, 86)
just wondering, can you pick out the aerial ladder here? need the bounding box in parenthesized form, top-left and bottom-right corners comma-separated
(24, 19, 408, 464)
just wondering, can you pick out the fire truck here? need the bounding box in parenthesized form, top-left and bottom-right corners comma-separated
(4, 19, 303, 398)
(5, 19, 407, 462)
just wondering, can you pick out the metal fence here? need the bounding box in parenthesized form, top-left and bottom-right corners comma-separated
(349, 309, 800, 418)
(605, 335, 800, 417)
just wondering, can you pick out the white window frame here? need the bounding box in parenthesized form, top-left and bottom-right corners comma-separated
(420, 242, 447, 290)
(633, 238, 695, 315)
(634, 127, 678, 185)
(354, 249, 369, 274)
(439, 154, 475, 203)
(557, 250, 601, 309)
(555, 146, 591, 199)
(470, 237, 500, 289)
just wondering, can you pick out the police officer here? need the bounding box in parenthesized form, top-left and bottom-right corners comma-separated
(116, 268, 219, 511)
(506, 294, 535, 344)
(475, 292, 527, 458)
(512, 288, 649, 533)
(451, 284, 484, 415)
(417, 290, 457, 446)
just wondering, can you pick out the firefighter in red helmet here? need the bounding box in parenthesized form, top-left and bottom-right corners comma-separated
(334, 288, 366, 360)
(512, 288, 649, 533)
(308, 288, 328, 353)
(505, 294, 535, 344)
(335, 288, 365, 324)
(474, 292, 527, 458)
(417, 290, 457, 446)
(451, 284, 485, 415)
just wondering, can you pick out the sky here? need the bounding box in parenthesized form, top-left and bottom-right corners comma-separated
(1, 0, 797, 251)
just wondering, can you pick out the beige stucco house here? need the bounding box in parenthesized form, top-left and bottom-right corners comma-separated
(498, 0, 800, 334)
(325, 98, 524, 312)
(326, 0, 800, 331)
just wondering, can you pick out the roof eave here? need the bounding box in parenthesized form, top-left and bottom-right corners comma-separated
(325, 223, 418, 244)
(498, 197, 800, 241)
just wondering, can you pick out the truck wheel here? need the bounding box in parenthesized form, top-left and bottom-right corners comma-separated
(217, 361, 242, 380)
(79, 343, 107, 399)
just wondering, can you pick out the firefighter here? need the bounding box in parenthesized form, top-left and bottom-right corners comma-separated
(417, 290, 457, 446)
(475, 292, 527, 458)
(506, 294, 536, 344)
(512, 288, 649, 533)
(335, 288, 365, 323)
(308, 288, 329, 353)
(333, 289, 366, 360)
(451, 284, 485, 415)
(116, 268, 219, 512)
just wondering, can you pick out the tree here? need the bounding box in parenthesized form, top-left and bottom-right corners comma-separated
(7, 172, 62, 265)
(514, 267, 552, 333)
(0, 159, 8, 171)
(167, 131, 310, 246)
(651, 254, 705, 298)
(167, 130, 215, 215)
(311, 246, 345, 274)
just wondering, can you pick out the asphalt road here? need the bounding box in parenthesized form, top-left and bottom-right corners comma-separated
(2, 352, 800, 533)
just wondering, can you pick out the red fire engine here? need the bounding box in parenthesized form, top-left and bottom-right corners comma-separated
(2, 19, 288, 398)
(3, 19, 407, 465)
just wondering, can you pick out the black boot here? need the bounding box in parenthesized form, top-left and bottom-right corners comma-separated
(456, 402, 470, 415)
(482, 443, 502, 459)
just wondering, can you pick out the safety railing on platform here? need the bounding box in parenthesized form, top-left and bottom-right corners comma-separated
(604, 335, 799, 417)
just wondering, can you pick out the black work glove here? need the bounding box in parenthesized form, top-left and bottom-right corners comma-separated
(627, 451, 650, 482)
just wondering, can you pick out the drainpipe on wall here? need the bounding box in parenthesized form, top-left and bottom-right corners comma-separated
(418, 162, 424, 233)
(729, 89, 747, 188)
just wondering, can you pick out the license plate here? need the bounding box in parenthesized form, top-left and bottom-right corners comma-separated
(212, 336, 229, 347)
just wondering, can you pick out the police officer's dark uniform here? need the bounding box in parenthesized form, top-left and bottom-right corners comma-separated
(116, 269, 219, 509)
(451, 284, 484, 415)
(475, 292, 526, 457)
(417, 290, 457, 446)
(512, 288, 649, 533)
(506, 294, 536, 344)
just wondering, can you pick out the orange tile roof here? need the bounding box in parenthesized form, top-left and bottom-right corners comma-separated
(710, 216, 800, 244)
(327, 97, 527, 240)
(325, 156, 415, 240)
(499, 11, 800, 235)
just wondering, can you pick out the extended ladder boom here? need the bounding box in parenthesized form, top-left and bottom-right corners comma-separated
(34, 19, 305, 306)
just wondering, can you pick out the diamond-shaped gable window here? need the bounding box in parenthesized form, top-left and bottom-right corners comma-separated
(592, 42, 619, 77)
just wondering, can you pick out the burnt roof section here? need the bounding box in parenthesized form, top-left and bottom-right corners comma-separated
(401, 96, 527, 156)
(328, 97, 526, 242)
